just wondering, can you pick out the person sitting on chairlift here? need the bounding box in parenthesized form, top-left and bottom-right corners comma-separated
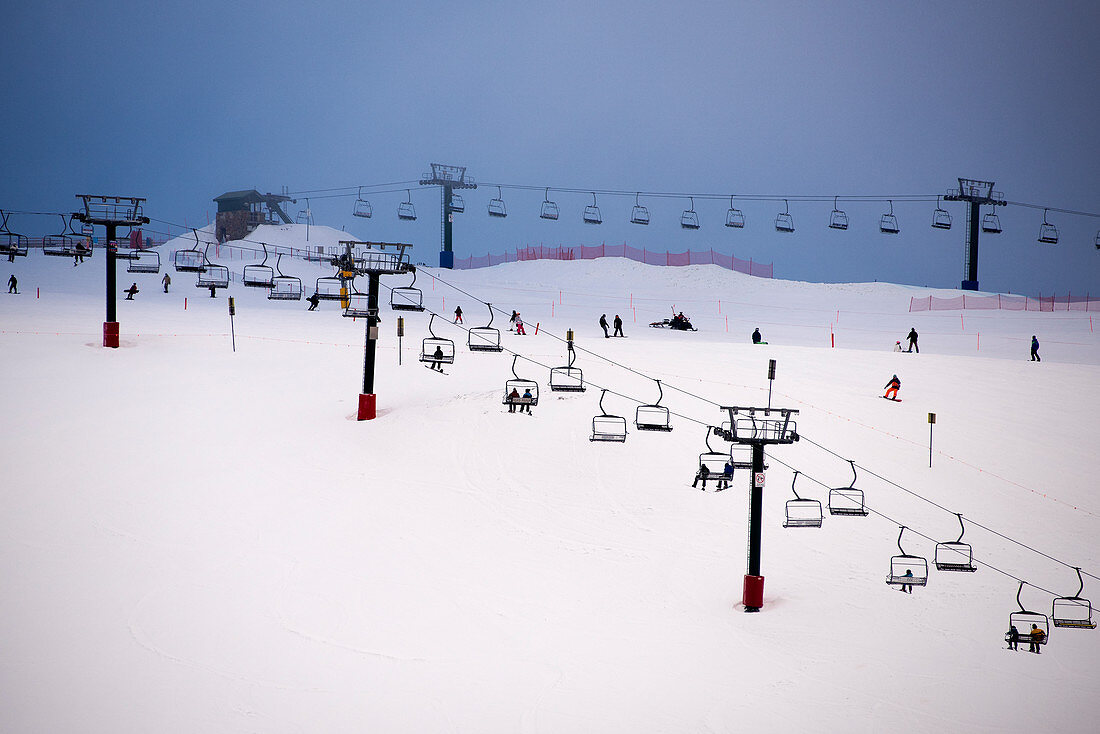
(692, 463, 710, 490)
(508, 387, 520, 413)
(1006, 624, 1020, 651)
(124, 282, 139, 300)
(752, 328, 762, 344)
(900, 569, 914, 594)
(430, 345, 445, 372)
(1029, 624, 1046, 653)
(519, 387, 533, 414)
(716, 460, 734, 491)
(884, 374, 901, 400)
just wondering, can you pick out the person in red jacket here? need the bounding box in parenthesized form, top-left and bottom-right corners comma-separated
(884, 375, 901, 400)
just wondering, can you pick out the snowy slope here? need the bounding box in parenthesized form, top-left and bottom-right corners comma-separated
(2, 241, 1098, 733)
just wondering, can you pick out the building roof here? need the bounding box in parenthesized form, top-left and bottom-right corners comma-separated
(214, 189, 294, 204)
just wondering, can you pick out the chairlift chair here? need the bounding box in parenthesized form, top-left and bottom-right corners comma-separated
(634, 379, 672, 431)
(583, 192, 603, 225)
(680, 197, 700, 230)
(398, 190, 417, 221)
(503, 355, 539, 409)
(981, 209, 1003, 234)
(242, 245, 274, 288)
(175, 229, 208, 272)
(0, 210, 29, 258)
(725, 196, 745, 228)
(590, 389, 627, 442)
(630, 193, 650, 225)
(343, 285, 373, 318)
(1038, 208, 1059, 244)
(449, 193, 465, 214)
(42, 214, 82, 257)
(783, 471, 824, 528)
(487, 186, 507, 218)
(775, 199, 794, 233)
(934, 513, 977, 572)
(931, 196, 952, 230)
(1095, 231, 1100, 250)
(828, 197, 849, 230)
(353, 187, 373, 218)
(880, 200, 900, 234)
(420, 314, 456, 367)
(828, 459, 868, 516)
(1009, 582, 1050, 648)
(390, 267, 425, 311)
(127, 249, 160, 274)
(314, 274, 346, 300)
(196, 264, 230, 289)
(549, 342, 585, 392)
(467, 302, 503, 352)
(885, 526, 929, 589)
(1052, 568, 1097, 629)
(267, 255, 302, 300)
(296, 208, 313, 225)
(695, 426, 730, 484)
(540, 188, 559, 221)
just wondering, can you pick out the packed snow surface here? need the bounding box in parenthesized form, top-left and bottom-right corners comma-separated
(2, 228, 1098, 733)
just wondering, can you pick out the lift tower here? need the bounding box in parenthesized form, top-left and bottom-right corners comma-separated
(943, 178, 1006, 291)
(419, 163, 476, 269)
(73, 195, 149, 348)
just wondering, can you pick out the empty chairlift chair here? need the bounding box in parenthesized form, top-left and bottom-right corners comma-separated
(981, 208, 1003, 234)
(631, 192, 650, 225)
(828, 460, 868, 516)
(783, 471, 823, 528)
(467, 303, 503, 352)
(1052, 568, 1097, 629)
(931, 196, 952, 230)
(880, 200, 900, 234)
(487, 186, 507, 218)
(828, 197, 849, 230)
(775, 199, 794, 233)
(885, 526, 929, 591)
(0, 210, 29, 259)
(590, 389, 628, 442)
(539, 188, 559, 221)
(449, 193, 465, 214)
(398, 190, 417, 221)
(314, 273, 346, 301)
(353, 187, 373, 218)
(680, 197, 700, 230)
(583, 192, 603, 225)
(242, 245, 275, 288)
(634, 379, 672, 431)
(1009, 581, 1050, 650)
(934, 513, 977, 572)
(268, 255, 303, 300)
(420, 315, 456, 369)
(549, 340, 585, 392)
(725, 196, 745, 229)
(389, 267, 424, 311)
(343, 282, 373, 318)
(175, 229, 208, 272)
(127, 249, 160, 274)
(502, 355, 539, 411)
(1038, 208, 1059, 244)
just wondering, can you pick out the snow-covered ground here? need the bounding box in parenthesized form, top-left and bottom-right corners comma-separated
(2, 225, 1099, 733)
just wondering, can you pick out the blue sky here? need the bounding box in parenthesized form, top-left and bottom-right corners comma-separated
(3, 0, 1097, 294)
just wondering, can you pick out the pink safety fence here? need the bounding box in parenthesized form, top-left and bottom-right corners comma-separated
(909, 293, 1098, 312)
(453, 244, 773, 278)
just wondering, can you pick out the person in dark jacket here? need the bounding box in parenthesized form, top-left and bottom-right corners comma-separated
(752, 328, 762, 344)
(1005, 624, 1020, 651)
(692, 464, 710, 490)
(124, 283, 139, 300)
(884, 374, 901, 400)
(899, 569, 914, 593)
(7, 274, 16, 294)
(507, 387, 520, 413)
(716, 460, 734, 491)
(906, 327, 919, 353)
(599, 314, 609, 338)
(613, 314, 624, 337)
(161, 273, 171, 293)
(454, 305, 463, 324)
(306, 293, 320, 311)
(1031, 335, 1040, 362)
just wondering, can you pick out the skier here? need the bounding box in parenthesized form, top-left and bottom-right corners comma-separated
(430, 345, 445, 372)
(454, 305, 463, 324)
(906, 327, 919, 353)
(507, 387, 520, 413)
(883, 374, 901, 401)
(124, 283, 139, 300)
(306, 293, 320, 311)
(692, 463, 710, 490)
(1031, 335, 1040, 362)
(613, 314, 624, 337)
(752, 328, 762, 344)
(1029, 624, 1046, 653)
(899, 569, 914, 594)
(599, 314, 609, 338)
(519, 387, 533, 414)
(716, 460, 734, 491)
(7, 274, 16, 294)
(161, 273, 171, 293)
(514, 313, 526, 335)
(1005, 624, 1020, 651)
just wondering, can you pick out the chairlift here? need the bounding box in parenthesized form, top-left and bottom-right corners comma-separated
(981, 209, 1003, 234)
(398, 190, 417, 221)
(1038, 208, 1058, 244)
(389, 266, 424, 311)
(725, 196, 745, 228)
(783, 471, 824, 528)
(931, 196, 952, 230)
(549, 341, 585, 392)
(503, 355, 539, 410)
(1095, 231, 1100, 250)
(540, 188, 559, 221)
(634, 379, 672, 431)
(828, 197, 848, 231)
(827, 460, 868, 516)
(343, 281, 373, 318)
(196, 260, 230, 289)
(449, 193, 465, 214)
(488, 186, 507, 218)
(268, 254, 303, 300)
(1009, 581, 1050, 649)
(1052, 567, 1096, 629)
(590, 389, 628, 442)
(353, 187, 373, 218)
(680, 197, 700, 230)
(296, 207, 313, 225)
(629, 192, 650, 225)
(885, 526, 929, 590)
(242, 245, 274, 288)
(934, 513, 977, 572)
(583, 192, 602, 225)
(314, 274, 346, 300)
(174, 229, 208, 272)
(695, 426, 730, 485)
(0, 210, 29, 258)
(420, 314, 456, 368)
(127, 249, 160, 274)
(42, 214, 82, 257)
(880, 199, 900, 234)
(468, 302, 503, 352)
(775, 199, 794, 233)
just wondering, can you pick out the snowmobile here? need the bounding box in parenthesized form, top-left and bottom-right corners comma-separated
(650, 313, 697, 331)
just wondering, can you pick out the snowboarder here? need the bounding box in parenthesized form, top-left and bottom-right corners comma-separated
(1031, 335, 1040, 362)
(7, 274, 16, 294)
(514, 313, 526, 335)
(906, 327, 919, 353)
(599, 314, 609, 338)
(507, 387, 520, 413)
(519, 387, 533, 414)
(716, 460, 734, 491)
(1006, 624, 1020, 651)
(1029, 624, 1046, 653)
(208, 284, 218, 298)
(454, 305, 463, 324)
(899, 569, 914, 594)
(692, 464, 710, 490)
(306, 293, 320, 311)
(884, 374, 901, 401)
(429, 345, 445, 372)
(124, 283, 139, 300)
(161, 273, 171, 293)
(613, 314, 624, 337)
(752, 328, 762, 344)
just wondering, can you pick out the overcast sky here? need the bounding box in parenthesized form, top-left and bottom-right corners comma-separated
(3, 0, 1097, 294)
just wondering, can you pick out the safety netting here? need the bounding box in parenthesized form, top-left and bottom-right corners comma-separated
(909, 294, 1097, 312)
(454, 244, 773, 278)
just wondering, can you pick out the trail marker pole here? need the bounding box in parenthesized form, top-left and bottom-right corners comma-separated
(228, 296, 236, 352)
(928, 412, 936, 467)
(397, 316, 404, 365)
(767, 359, 776, 410)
